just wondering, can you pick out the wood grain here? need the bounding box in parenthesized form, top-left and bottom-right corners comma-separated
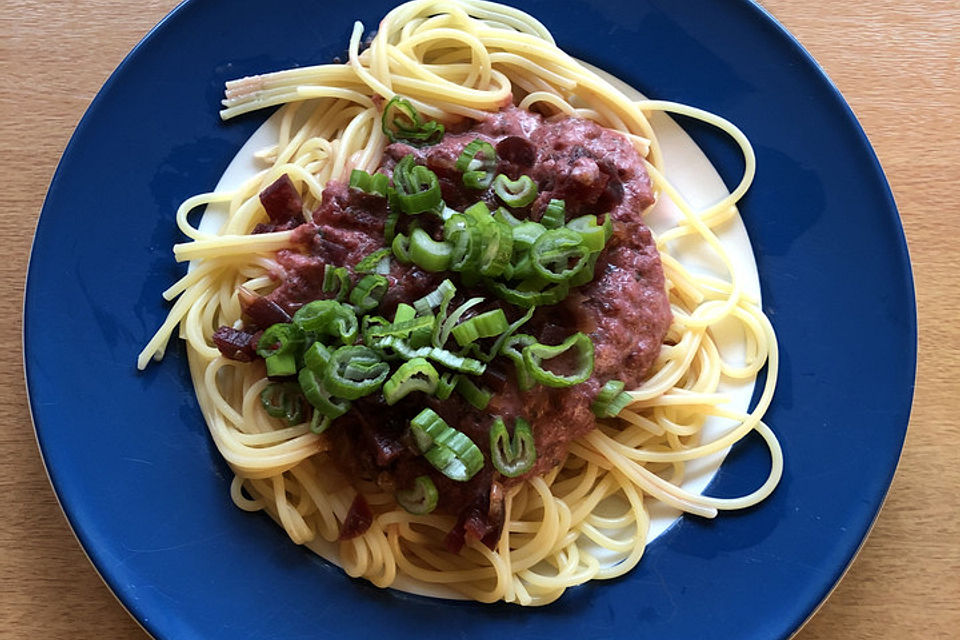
(2, 1, 957, 637)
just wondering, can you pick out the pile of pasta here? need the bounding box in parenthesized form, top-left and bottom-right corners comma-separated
(138, 0, 780, 605)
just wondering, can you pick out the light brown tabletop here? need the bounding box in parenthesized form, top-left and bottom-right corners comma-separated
(2, 1, 958, 637)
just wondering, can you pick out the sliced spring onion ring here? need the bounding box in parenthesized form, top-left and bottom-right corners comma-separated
(349, 274, 389, 313)
(500, 333, 537, 391)
(256, 323, 304, 359)
(522, 332, 595, 388)
(408, 228, 453, 272)
(493, 174, 538, 208)
(409, 408, 483, 482)
(381, 96, 444, 146)
(382, 357, 439, 405)
(540, 199, 566, 229)
(260, 382, 307, 426)
(322, 265, 351, 302)
(349, 169, 389, 196)
(292, 300, 359, 345)
(450, 308, 509, 347)
(590, 379, 633, 418)
(531, 228, 591, 283)
(355, 248, 392, 274)
(455, 139, 497, 189)
(323, 345, 389, 400)
(298, 368, 350, 419)
(489, 417, 536, 477)
(393, 154, 442, 214)
(455, 376, 492, 409)
(396, 475, 439, 514)
(264, 352, 297, 377)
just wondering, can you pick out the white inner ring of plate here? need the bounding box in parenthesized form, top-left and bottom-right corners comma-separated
(199, 68, 761, 598)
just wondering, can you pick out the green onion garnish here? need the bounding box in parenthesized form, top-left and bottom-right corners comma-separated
(493, 174, 538, 208)
(322, 345, 389, 400)
(349, 169, 390, 197)
(590, 379, 633, 418)
(382, 357, 439, 405)
(322, 265, 351, 302)
(489, 417, 536, 477)
(455, 139, 498, 190)
(396, 475, 439, 514)
(450, 308, 509, 347)
(522, 332, 595, 388)
(409, 408, 484, 482)
(381, 96, 444, 146)
(408, 228, 453, 272)
(354, 248, 392, 274)
(530, 228, 591, 283)
(349, 274, 389, 313)
(298, 367, 350, 419)
(259, 382, 307, 426)
(454, 375, 492, 410)
(500, 333, 537, 391)
(540, 199, 566, 229)
(292, 300, 359, 345)
(392, 154, 442, 215)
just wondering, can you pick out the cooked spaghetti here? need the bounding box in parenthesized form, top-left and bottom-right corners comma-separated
(138, 0, 781, 605)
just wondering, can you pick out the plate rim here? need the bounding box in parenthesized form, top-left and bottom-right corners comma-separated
(24, 0, 916, 638)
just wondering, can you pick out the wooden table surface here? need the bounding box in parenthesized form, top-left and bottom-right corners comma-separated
(2, 1, 957, 637)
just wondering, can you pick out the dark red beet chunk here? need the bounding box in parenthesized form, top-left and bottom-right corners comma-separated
(212, 326, 260, 362)
(259, 174, 303, 224)
(239, 289, 291, 328)
(339, 494, 374, 540)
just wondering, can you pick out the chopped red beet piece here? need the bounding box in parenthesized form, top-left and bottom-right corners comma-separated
(339, 494, 374, 540)
(212, 326, 260, 362)
(259, 174, 303, 224)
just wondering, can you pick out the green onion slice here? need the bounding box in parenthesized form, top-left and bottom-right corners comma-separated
(485, 279, 569, 308)
(323, 345, 389, 400)
(381, 96, 445, 146)
(355, 248, 392, 274)
(292, 300, 359, 345)
(455, 139, 497, 190)
(409, 408, 483, 482)
(493, 174, 538, 208)
(408, 228, 453, 272)
(531, 228, 591, 283)
(303, 342, 333, 373)
(298, 368, 350, 419)
(349, 274, 389, 313)
(264, 352, 297, 377)
(256, 323, 305, 359)
(500, 333, 537, 391)
(490, 417, 537, 477)
(392, 154, 442, 215)
(455, 376, 492, 410)
(540, 199, 566, 229)
(590, 379, 633, 418)
(260, 382, 307, 426)
(522, 332, 595, 388)
(438, 296, 485, 347)
(473, 305, 536, 362)
(382, 357, 439, 405)
(413, 279, 456, 316)
(435, 372, 458, 400)
(396, 475, 439, 514)
(450, 308, 509, 347)
(348, 169, 389, 197)
(566, 214, 608, 253)
(322, 265, 351, 302)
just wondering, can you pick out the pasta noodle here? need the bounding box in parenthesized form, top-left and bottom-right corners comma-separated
(138, 0, 781, 605)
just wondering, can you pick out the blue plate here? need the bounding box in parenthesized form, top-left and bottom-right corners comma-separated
(25, 0, 915, 638)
